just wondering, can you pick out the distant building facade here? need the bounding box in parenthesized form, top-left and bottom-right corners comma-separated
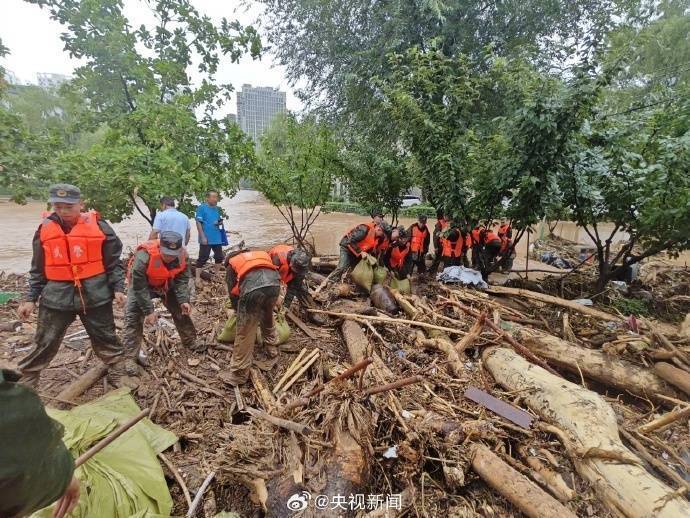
(37, 72, 70, 89)
(236, 84, 286, 143)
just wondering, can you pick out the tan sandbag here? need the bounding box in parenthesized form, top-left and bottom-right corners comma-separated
(390, 276, 411, 294)
(351, 258, 374, 292)
(372, 266, 388, 285)
(483, 347, 690, 518)
(217, 315, 237, 343)
(257, 312, 291, 345)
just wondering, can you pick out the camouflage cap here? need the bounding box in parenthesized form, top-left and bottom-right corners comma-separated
(289, 248, 311, 272)
(48, 183, 81, 204)
(160, 231, 183, 257)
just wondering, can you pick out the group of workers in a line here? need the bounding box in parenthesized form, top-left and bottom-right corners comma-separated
(334, 209, 515, 283)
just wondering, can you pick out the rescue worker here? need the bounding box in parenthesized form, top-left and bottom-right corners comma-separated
(1, 367, 80, 518)
(471, 226, 502, 271)
(429, 209, 450, 274)
(220, 249, 281, 386)
(407, 215, 430, 274)
(268, 244, 325, 324)
(16, 184, 130, 389)
(330, 221, 390, 280)
(497, 222, 514, 271)
(437, 229, 465, 270)
(383, 226, 413, 280)
(123, 231, 202, 373)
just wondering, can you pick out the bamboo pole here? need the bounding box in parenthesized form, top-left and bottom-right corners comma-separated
(308, 309, 463, 335)
(638, 405, 690, 434)
(75, 409, 150, 467)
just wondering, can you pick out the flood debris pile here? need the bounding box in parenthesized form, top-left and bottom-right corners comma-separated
(2, 266, 690, 517)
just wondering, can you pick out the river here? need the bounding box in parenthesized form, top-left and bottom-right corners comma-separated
(0, 190, 684, 273)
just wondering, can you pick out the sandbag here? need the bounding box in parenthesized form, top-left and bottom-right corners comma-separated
(390, 276, 411, 294)
(257, 311, 291, 345)
(351, 258, 374, 292)
(217, 314, 238, 343)
(33, 389, 176, 518)
(373, 266, 388, 285)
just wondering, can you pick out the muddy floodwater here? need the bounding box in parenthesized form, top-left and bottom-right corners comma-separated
(0, 190, 685, 274)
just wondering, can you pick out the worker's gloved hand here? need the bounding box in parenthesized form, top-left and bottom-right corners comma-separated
(360, 251, 369, 260)
(53, 476, 80, 518)
(144, 312, 157, 326)
(18, 301, 35, 320)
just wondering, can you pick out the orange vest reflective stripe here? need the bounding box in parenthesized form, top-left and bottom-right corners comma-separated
(441, 237, 463, 258)
(40, 211, 106, 282)
(345, 223, 378, 256)
(130, 240, 187, 290)
(268, 244, 294, 284)
(228, 251, 278, 296)
(410, 225, 429, 253)
(390, 244, 410, 269)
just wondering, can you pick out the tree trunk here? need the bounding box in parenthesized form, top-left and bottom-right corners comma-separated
(517, 327, 679, 400)
(653, 362, 690, 397)
(471, 443, 577, 518)
(483, 347, 690, 518)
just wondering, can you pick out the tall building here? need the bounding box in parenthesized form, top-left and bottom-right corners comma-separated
(236, 84, 286, 143)
(37, 72, 70, 89)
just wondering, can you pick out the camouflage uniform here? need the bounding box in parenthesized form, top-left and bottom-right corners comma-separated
(20, 212, 126, 389)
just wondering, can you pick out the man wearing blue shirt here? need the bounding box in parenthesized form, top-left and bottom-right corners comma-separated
(150, 196, 191, 245)
(195, 191, 226, 280)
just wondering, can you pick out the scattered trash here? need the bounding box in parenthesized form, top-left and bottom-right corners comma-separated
(464, 386, 535, 429)
(383, 445, 398, 459)
(572, 298, 593, 306)
(611, 281, 628, 294)
(540, 252, 573, 270)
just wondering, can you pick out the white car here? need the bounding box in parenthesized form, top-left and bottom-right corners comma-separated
(401, 195, 422, 207)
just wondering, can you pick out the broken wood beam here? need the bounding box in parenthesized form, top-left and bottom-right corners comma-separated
(244, 406, 312, 435)
(483, 346, 690, 518)
(471, 443, 577, 518)
(638, 405, 690, 434)
(517, 327, 680, 401)
(363, 375, 424, 397)
(56, 364, 108, 403)
(455, 312, 486, 355)
(485, 285, 623, 322)
(653, 362, 690, 397)
(286, 310, 317, 339)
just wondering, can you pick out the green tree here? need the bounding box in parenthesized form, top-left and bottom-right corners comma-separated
(23, 0, 261, 224)
(339, 138, 412, 224)
(252, 113, 341, 251)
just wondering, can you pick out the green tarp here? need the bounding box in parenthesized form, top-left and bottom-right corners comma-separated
(32, 388, 177, 518)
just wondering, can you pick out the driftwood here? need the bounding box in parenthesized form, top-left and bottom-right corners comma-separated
(484, 346, 690, 518)
(286, 310, 317, 339)
(415, 331, 465, 378)
(653, 362, 690, 397)
(250, 369, 277, 412)
(244, 406, 312, 435)
(187, 471, 216, 518)
(517, 327, 680, 400)
(455, 313, 486, 355)
(471, 443, 577, 518)
(310, 309, 463, 336)
(485, 285, 623, 322)
(517, 445, 575, 502)
(638, 405, 690, 434)
(159, 453, 193, 508)
(56, 364, 108, 402)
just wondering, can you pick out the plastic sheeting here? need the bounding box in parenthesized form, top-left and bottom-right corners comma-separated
(32, 389, 177, 518)
(436, 266, 488, 289)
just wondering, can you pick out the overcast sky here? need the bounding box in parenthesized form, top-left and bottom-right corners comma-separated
(0, 0, 303, 113)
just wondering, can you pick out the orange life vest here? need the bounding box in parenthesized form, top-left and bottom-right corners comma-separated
(498, 224, 511, 237)
(410, 224, 429, 253)
(484, 230, 500, 244)
(471, 227, 500, 245)
(130, 240, 187, 291)
(40, 211, 106, 283)
(268, 244, 294, 284)
(375, 236, 390, 255)
(436, 218, 449, 233)
(389, 243, 410, 270)
(228, 251, 278, 296)
(441, 237, 463, 258)
(345, 223, 378, 256)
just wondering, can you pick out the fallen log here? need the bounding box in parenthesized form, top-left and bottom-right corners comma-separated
(341, 319, 394, 383)
(470, 443, 577, 518)
(485, 285, 623, 322)
(484, 346, 690, 517)
(517, 445, 575, 502)
(455, 313, 486, 355)
(56, 364, 108, 403)
(653, 362, 690, 397)
(517, 327, 680, 400)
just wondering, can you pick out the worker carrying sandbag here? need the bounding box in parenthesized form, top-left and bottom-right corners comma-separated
(0, 367, 80, 518)
(220, 250, 281, 386)
(268, 244, 325, 325)
(471, 225, 503, 270)
(407, 215, 430, 275)
(384, 226, 413, 280)
(123, 231, 203, 375)
(16, 183, 131, 390)
(330, 220, 392, 281)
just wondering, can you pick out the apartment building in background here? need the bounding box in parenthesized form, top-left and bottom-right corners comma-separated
(236, 84, 287, 143)
(37, 72, 70, 89)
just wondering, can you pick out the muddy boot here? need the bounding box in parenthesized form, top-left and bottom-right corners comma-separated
(108, 362, 140, 390)
(218, 368, 248, 386)
(124, 358, 140, 376)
